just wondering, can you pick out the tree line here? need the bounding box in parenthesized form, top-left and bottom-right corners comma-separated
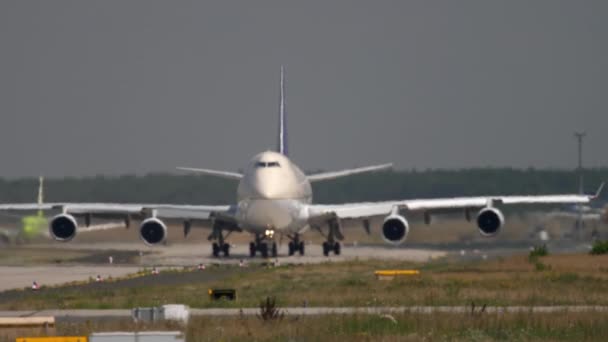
(0, 168, 606, 205)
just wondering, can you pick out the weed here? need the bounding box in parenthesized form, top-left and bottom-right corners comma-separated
(257, 296, 284, 322)
(590, 240, 608, 255)
(534, 261, 550, 272)
(529, 244, 548, 262)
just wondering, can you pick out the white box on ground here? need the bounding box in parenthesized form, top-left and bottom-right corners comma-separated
(90, 331, 184, 342)
(162, 304, 190, 324)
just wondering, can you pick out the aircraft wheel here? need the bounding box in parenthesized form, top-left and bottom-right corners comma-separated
(271, 242, 278, 258)
(222, 243, 230, 257)
(288, 242, 295, 256)
(298, 241, 305, 256)
(212, 243, 220, 257)
(260, 243, 269, 258)
(0, 234, 9, 246)
(333, 242, 341, 255)
(322, 242, 330, 257)
(249, 242, 257, 257)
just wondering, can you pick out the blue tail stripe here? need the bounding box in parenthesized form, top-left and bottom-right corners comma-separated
(278, 66, 288, 156)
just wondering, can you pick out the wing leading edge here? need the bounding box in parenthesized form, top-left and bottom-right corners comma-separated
(307, 163, 393, 182)
(0, 202, 233, 221)
(176, 167, 243, 180)
(308, 191, 600, 220)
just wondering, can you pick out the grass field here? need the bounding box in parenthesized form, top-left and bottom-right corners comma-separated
(3, 311, 608, 341)
(2, 253, 608, 310)
(3, 248, 608, 340)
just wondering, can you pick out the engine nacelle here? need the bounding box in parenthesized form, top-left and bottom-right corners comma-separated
(49, 214, 78, 242)
(140, 217, 167, 246)
(476, 207, 505, 237)
(381, 215, 410, 245)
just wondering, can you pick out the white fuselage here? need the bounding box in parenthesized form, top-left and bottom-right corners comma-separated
(235, 151, 312, 235)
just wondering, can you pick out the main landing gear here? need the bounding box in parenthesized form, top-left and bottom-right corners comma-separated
(212, 242, 230, 257)
(322, 241, 341, 257)
(249, 233, 278, 258)
(288, 234, 305, 256)
(209, 223, 231, 257)
(317, 217, 343, 257)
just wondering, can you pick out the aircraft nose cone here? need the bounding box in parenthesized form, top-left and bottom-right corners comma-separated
(252, 176, 279, 199)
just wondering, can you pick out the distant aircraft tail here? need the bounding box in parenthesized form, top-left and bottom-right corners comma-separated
(37, 176, 44, 205)
(37, 176, 44, 217)
(277, 66, 288, 156)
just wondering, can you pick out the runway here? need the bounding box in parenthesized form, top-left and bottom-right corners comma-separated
(0, 266, 142, 292)
(2, 306, 608, 320)
(0, 238, 594, 293)
(54, 242, 447, 265)
(0, 242, 445, 292)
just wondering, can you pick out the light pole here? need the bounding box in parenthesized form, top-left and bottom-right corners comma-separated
(574, 132, 586, 195)
(574, 132, 586, 236)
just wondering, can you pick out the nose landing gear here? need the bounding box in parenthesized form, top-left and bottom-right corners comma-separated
(249, 233, 278, 258)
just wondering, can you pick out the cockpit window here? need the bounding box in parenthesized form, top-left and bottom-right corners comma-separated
(254, 161, 281, 168)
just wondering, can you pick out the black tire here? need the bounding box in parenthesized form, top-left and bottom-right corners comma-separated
(0, 234, 10, 247)
(271, 242, 278, 258)
(260, 244, 269, 258)
(333, 242, 341, 255)
(298, 241, 305, 256)
(222, 243, 230, 257)
(322, 242, 330, 257)
(212, 243, 220, 257)
(249, 242, 257, 257)
(288, 242, 295, 256)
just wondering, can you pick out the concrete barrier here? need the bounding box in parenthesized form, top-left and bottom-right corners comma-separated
(16, 338, 86, 342)
(0, 317, 55, 327)
(89, 332, 183, 342)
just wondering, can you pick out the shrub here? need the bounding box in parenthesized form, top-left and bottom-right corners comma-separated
(590, 240, 608, 255)
(529, 244, 548, 262)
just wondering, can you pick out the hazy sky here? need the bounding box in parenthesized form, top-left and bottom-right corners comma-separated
(0, 1, 606, 178)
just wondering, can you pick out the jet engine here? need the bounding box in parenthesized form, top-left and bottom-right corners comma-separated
(476, 207, 504, 237)
(381, 215, 410, 245)
(140, 217, 167, 246)
(49, 214, 78, 242)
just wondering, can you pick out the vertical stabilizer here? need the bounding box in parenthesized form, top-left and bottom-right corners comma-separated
(37, 176, 44, 206)
(37, 176, 44, 217)
(277, 66, 288, 155)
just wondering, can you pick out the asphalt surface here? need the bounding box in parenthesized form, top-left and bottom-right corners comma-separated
(0, 266, 141, 292)
(53, 242, 448, 266)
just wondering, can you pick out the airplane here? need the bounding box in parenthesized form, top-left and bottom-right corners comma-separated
(547, 204, 608, 223)
(0, 177, 47, 245)
(0, 67, 603, 257)
(0, 177, 125, 246)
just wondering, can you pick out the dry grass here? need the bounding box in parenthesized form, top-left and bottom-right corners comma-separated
(3, 311, 608, 341)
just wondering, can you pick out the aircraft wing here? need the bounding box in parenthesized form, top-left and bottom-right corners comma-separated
(306, 163, 393, 182)
(176, 167, 243, 180)
(0, 203, 233, 221)
(308, 193, 599, 220)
